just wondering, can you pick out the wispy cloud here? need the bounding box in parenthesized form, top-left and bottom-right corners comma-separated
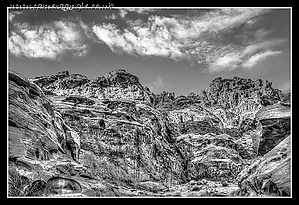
(118, 8, 156, 18)
(146, 76, 175, 93)
(242, 50, 282, 68)
(241, 39, 285, 56)
(125, 8, 157, 15)
(208, 53, 241, 72)
(154, 76, 166, 88)
(205, 39, 285, 73)
(91, 8, 286, 73)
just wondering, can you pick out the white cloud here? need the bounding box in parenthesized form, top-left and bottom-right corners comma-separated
(119, 9, 128, 19)
(9, 20, 88, 60)
(92, 24, 134, 54)
(9, 8, 287, 69)
(120, 8, 157, 16)
(148, 8, 268, 40)
(8, 11, 22, 22)
(146, 76, 175, 93)
(92, 22, 184, 58)
(242, 50, 282, 68)
(105, 13, 117, 20)
(91, 8, 281, 70)
(242, 39, 285, 56)
(208, 53, 241, 73)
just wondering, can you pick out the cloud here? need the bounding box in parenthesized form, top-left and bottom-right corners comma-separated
(126, 8, 156, 15)
(154, 76, 166, 88)
(8, 11, 22, 22)
(105, 13, 117, 20)
(156, 8, 268, 39)
(119, 9, 128, 19)
(92, 22, 183, 59)
(9, 8, 288, 69)
(92, 23, 134, 54)
(119, 8, 156, 16)
(242, 50, 282, 68)
(9, 20, 89, 60)
(146, 76, 174, 93)
(91, 8, 285, 72)
(208, 53, 241, 73)
(242, 39, 285, 56)
(204, 39, 285, 73)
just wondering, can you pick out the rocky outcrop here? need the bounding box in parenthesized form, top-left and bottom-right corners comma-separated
(9, 71, 80, 162)
(32, 69, 154, 105)
(9, 70, 291, 197)
(280, 92, 290, 106)
(235, 135, 291, 196)
(255, 104, 291, 156)
(199, 76, 282, 129)
(177, 133, 245, 182)
(52, 95, 186, 188)
(153, 91, 176, 110)
(202, 76, 281, 108)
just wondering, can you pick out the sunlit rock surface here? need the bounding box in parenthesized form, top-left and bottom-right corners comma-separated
(235, 135, 291, 197)
(8, 70, 291, 197)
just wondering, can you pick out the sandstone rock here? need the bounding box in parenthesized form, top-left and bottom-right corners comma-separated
(47, 176, 82, 195)
(154, 91, 176, 110)
(255, 104, 291, 156)
(9, 70, 291, 197)
(235, 135, 291, 197)
(176, 133, 246, 182)
(33, 69, 154, 105)
(199, 76, 281, 130)
(280, 92, 290, 106)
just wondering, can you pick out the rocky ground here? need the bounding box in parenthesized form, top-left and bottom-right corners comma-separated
(8, 69, 291, 197)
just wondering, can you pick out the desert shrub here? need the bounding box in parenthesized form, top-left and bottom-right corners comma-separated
(8, 164, 52, 197)
(24, 180, 50, 196)
(8, 166, 30, 196)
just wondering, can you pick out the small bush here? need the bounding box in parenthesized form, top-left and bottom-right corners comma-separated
(8, 166, 30, 196)
(8, 165, 52, 197)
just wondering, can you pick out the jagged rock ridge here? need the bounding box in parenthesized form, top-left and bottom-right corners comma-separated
(8, 69, 291, 197)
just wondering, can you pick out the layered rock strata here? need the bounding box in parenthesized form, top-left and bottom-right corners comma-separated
(8, 70, 291, 197)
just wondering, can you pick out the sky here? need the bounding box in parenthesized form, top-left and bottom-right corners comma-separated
(8, 8, 291, 95)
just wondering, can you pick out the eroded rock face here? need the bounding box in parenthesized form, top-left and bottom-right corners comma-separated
(254, 104, 291, 156)
(52, 95, 186, 187)
(9, 71, 80, 163)
(198, 77, 281, 129)
(9, 70, 291, 197)
(32, 69, 153, 105)
(235, 135, 291, 197)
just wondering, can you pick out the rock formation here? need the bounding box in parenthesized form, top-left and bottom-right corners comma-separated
(8, 70, 291, 197)
(235, 135, 291, 196)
